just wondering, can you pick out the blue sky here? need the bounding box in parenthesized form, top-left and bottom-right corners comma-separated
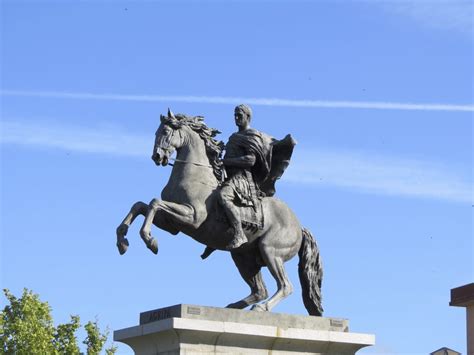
(1, 1, 472, 354)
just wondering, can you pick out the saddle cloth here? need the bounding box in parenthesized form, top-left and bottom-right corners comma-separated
(215, 199, 264, 233)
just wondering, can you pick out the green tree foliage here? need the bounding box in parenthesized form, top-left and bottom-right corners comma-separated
(0, 289, 116, 355)
(54, 315, 81, 354)
(83, 320, 107, 355)
(0, 289, 56, 354)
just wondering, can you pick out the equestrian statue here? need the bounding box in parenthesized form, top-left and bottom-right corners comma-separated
(116, 105, 323, 316)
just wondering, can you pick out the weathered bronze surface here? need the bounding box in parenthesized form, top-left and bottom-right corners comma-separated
(116, 106, 323, 316)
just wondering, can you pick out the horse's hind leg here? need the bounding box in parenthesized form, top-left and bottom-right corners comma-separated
(226, 251, 268, 309)
(116, 201, 148, 254)
(252, 247, 293, 312)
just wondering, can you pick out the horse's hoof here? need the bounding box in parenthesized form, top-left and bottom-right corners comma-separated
(116, 224, 129, 238)
(250, 304, 267, 312)
(146, 238, 158, 255)
(226, 301, 246, 309)
(117, 238, 129, 255)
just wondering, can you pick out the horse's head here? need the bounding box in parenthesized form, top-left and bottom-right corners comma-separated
(152, 109, 224, 181)
(152, 109, 184, 166)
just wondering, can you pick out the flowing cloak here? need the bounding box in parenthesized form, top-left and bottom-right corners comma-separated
(225, 129, 296, 198)
(261, 133, 297, 196)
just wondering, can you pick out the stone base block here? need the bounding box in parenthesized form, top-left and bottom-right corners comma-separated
(114, 304, 375, 354)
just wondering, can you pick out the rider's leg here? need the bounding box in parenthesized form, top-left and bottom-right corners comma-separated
(218, 185, 247, 249)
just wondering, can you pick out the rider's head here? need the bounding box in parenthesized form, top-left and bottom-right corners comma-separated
(235, 104, 252, 120)
(234, 104, 252, 130)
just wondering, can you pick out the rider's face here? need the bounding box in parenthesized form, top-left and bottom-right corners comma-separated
(234, 109, 250, 128)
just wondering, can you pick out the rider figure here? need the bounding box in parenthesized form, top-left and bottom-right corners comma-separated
(218, 104, 272, 249)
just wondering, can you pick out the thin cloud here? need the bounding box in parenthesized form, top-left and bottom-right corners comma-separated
(378, 0, 474, 36)
(285, 149, 472, 204)
(2, 120, 471, 204)
(1, 90, 473, 112)
(1, 120, 150, 157)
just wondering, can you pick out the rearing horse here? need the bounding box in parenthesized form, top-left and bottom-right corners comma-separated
(116, 111, 323, 315)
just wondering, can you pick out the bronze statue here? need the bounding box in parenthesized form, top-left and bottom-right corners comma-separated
(116, 106, 323, 316)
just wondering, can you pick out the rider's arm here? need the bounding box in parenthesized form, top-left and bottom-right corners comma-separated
(223, 154, 256, 168)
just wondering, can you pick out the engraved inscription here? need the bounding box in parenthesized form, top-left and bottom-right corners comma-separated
(146, 308, 172, 323)
(187, 306, 201, 315)
(330, 319, 344, 328)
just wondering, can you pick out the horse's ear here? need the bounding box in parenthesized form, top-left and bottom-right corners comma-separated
(168, 108, 176, 119)
(160, 114, 166, 123)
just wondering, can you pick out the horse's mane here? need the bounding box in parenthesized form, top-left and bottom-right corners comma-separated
(163, 114, 224, 182)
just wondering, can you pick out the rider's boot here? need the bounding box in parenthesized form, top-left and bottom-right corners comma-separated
(221, 195, 248, 249)
(226, 221, 247, 249)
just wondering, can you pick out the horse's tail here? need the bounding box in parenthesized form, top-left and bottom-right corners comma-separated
(298, 227, 323, 316)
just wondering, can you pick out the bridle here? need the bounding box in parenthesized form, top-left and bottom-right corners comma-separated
(157, 124, 213, 169)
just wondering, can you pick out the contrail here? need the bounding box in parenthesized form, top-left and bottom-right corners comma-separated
(2, 119, 471, 204)
(2, 89, 473, 112)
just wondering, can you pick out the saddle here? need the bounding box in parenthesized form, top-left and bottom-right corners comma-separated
(215, 197, 264, 233)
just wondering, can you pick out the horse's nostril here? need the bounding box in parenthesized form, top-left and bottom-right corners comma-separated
(152, 152, 161, 164)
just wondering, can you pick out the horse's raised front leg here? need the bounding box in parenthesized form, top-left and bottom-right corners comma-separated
(226, 250, 268, 309)
(140, 198, 195, 254)
(116, 201, 148, 255)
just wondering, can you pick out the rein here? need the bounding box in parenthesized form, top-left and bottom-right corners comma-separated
(169, 157, 213, 169)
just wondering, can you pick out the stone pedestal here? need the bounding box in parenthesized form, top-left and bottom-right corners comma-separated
(450, 283, 474, 355)
(114, 304, 375, 354)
